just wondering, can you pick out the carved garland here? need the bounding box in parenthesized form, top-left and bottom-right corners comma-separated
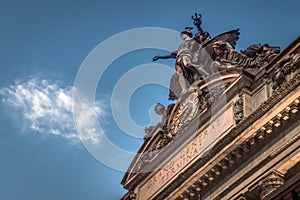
(233, 95, 244, 124)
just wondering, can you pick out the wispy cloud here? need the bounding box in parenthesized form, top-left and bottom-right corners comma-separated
(0, 78, 107, 144)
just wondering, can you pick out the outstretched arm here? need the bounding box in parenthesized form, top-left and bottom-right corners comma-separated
(152, 52, 177, 62)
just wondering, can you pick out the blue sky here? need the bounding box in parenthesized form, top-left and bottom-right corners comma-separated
(0, 0, 299, 200)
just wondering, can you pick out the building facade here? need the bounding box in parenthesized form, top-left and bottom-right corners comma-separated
(121, 18, 300, 200)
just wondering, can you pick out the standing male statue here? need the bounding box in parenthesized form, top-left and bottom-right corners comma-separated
(153, 27, 209, 100)
(152, 14, 241, 100)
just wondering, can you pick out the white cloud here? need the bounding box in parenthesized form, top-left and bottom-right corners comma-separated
(73, 97, 106, 145)
(0, 78, 107, 144)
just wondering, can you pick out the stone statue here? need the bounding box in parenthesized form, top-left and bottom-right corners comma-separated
(153, 28, 210, 100)
(153, 29, 241, 100)
(154, 103, 168, 127)
(174, 28, 209, 94)
(253, 44, 280, 66)
(152, 14, 241, 100)
(211, 41, 280, 70)
(154, 103, 174, 139)
(211, 41, 256, 70)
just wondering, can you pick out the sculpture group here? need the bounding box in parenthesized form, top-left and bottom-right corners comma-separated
(153, 13, 279, 101)
(147, 13, 280, 140)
